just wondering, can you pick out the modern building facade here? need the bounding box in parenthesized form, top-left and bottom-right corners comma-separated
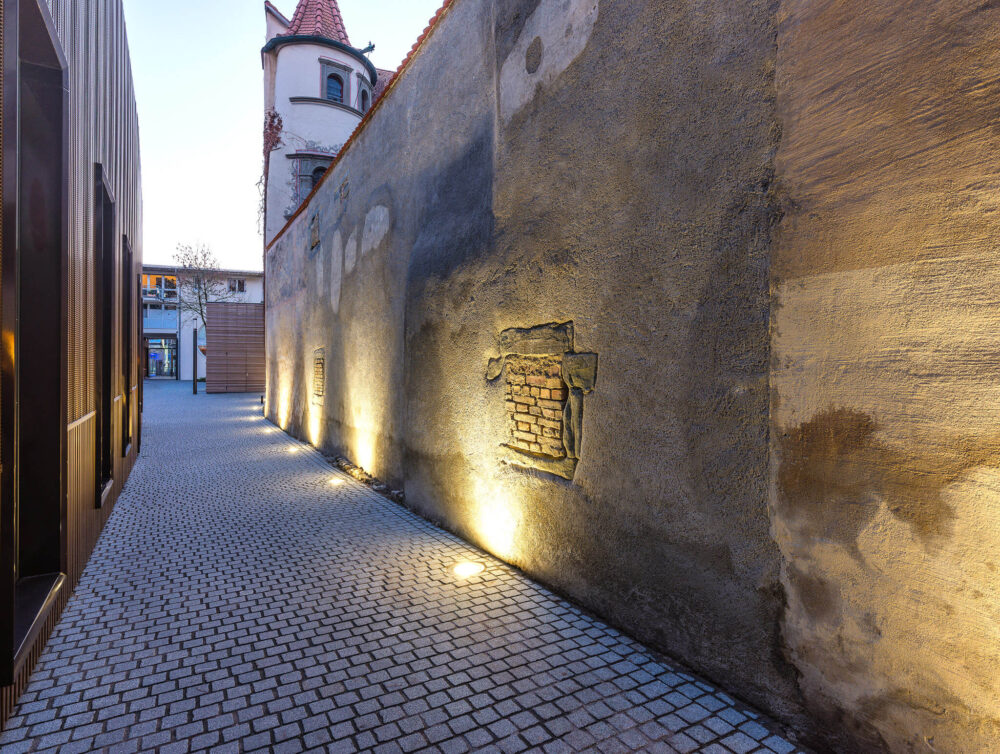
(0, 0, 142, 724)
(141, 264, 263, 381)
(261, 0, 391, 246)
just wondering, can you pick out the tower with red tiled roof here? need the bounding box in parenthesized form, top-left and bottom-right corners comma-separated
(261, 0, 380, 245)
(284, 0, 351, 45)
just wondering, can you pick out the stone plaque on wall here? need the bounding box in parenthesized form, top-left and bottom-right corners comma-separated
(312, 348, 325, 406)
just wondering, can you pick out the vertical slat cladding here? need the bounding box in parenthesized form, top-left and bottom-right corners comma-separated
(0, 419, 114, 728)
(0, 0, 142, 729)
(0, 591, 67, 724)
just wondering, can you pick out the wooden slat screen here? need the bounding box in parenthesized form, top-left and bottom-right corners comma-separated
(205, 302, 265, 394)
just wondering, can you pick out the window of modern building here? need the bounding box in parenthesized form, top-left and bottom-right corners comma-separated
(228, 278, 246, 293)
(145, 337, 178, 379)
(326, 73, 343, 103)
(143, 303, 159, 328)
(142, 274, 177, 300)
(143, 303, 178, 330)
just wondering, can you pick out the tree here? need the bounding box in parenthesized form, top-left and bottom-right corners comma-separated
(172, 243, 239, 333)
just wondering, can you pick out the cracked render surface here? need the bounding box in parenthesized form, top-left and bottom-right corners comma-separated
(0, 380, 808, 753)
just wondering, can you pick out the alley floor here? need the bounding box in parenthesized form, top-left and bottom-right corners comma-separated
(0, 381, 807, 754)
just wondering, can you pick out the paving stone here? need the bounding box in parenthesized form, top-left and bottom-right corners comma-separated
(763, 735, 799, 754)
(722, 731, 763, 753)
(0, 382, 808, 753)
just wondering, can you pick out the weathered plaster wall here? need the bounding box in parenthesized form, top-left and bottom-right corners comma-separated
(401, 0, 800, 728)
(268, 0, 1000, 748)
(771, 0, 1000, 750)
(267, 0, 806, 738)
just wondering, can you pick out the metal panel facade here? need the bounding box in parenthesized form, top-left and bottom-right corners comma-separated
(0, 0, 142, 726)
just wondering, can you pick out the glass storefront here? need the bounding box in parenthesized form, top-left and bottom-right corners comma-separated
(146, 337, 177, 378)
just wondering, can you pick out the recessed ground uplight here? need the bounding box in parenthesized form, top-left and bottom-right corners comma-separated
(329, 478, 344, 486)
(287, 447, 300, 454)
(452, 561, 485, 579)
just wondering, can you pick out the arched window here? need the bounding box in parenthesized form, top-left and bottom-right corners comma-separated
(360, 89, 370, 113)
(326, 74, 343, 103)
(311, 166, 326, 189)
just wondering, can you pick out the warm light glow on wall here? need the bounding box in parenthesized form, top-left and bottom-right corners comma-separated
(277, 385, 291, 431)
(354, 431, 377, 473)
(308, 408, 322, 447)
(343, 357, 386, 474)
(471, 480, 521, 562)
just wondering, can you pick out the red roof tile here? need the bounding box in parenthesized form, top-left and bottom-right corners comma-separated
(372, 68, 395, 103)
(283, 0, 351, 45)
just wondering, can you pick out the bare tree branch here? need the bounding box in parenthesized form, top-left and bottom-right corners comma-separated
(172, 243, 240, 331)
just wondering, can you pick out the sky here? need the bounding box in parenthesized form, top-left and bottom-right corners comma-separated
(122, 0, 443, 271)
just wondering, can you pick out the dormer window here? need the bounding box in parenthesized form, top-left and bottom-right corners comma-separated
(326, 73, 344, 103)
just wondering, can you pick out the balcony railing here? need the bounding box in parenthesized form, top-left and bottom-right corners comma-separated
(143, 306, 178, 330)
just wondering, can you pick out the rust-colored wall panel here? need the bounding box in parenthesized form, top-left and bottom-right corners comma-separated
(0, 0, 141, 728)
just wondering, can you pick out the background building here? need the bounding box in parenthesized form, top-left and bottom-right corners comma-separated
(141, 266, 180, 378)
(141, 264, 263, 381)
(261, 0, 391, 246)
(0, 0, 142, 723)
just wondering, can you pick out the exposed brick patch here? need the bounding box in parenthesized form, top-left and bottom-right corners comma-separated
(504, 355, 568, 458)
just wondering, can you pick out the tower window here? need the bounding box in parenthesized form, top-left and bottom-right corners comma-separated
(360, 89, 370, 113)
(291, 154, 334, 203)
(326, 74, 344, 103)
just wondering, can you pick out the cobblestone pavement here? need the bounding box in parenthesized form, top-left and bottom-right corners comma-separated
(1, 381, 809, 753)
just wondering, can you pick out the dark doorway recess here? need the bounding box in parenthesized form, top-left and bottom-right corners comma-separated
(94, 165, 115, 507)
(137, 270, 143, 454)
(0, 0, 69, 683)
(121, 236, 133, 457)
